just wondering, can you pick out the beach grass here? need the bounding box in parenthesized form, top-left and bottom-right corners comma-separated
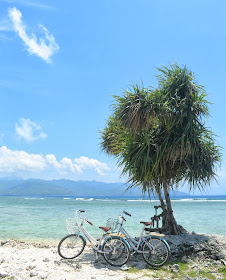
(123, 259, 226, 280)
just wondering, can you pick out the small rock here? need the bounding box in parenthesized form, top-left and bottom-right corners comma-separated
(214, 253, 225, 260)
(43, 258, 50, 262)
(171, 264, 180, 273)
(204, 262, 211, 267)
(0, 270, 9, 277)
(212, 260, 222, 266)
(191, 264, 198, 269)
(26, 265, 36, 271)
(75, 263, 82, 269)
(197, 251, 206, 258)
(120, 264, 129, 271)
(181, 256, 188, 263)
(30, 271, 38, 277)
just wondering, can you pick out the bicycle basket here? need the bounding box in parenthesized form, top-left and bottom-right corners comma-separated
(106, 218, 119, 232)
(66, 218, 79, 234)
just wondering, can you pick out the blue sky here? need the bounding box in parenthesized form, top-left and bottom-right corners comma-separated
(0, 0, 226, 195)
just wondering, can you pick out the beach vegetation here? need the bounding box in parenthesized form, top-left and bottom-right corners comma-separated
(122, 258, 225, 279)
(126, 267, 141, 273)
(100, 63, 221, 234)
(218, 266, 226, 275)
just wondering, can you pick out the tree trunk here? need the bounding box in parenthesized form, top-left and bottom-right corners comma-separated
(156, 188, 166, 226)
(162, 182, 180, 235)
(147, 183, 187, 235)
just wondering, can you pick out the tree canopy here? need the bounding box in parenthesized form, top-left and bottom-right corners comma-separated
(100, 63, 221, 234)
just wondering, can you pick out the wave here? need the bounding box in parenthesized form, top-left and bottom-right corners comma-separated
(172, 198, 226, 202)
(75, 198, 94, 201)
(127, 199, 151, 202)
(24, 198, 44, 200)
(63, 198, 71, 200)
(126, 198, 226, 203)
(176, 199, 195, 202)
(96, 199, 118, 202)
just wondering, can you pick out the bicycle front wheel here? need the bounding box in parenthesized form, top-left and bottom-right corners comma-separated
(142, 236, 169, 267)
(58, 234, 86, 259)
(102, 236, 130, 266)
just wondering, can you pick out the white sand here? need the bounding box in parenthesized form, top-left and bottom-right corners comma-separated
(1, 234, 226, 280)
(0, 240, 147, 280)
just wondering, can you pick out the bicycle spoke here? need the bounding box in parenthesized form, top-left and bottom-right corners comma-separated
(103, 237, 130, 266)
(58, 234, 85, 259)
(142, 237, 169, 267)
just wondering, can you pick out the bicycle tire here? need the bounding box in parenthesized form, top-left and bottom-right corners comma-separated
(102, 236, 130, 266)
(58, 234, 86, 259)
(142, 236, 169, 267)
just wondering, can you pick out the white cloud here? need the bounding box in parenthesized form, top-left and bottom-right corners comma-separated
(3, 0, 57, 11)
(8, 7, 59, 63)
(75, 156, 110, 175)
(0, 146, 46, 173)
(0, 146, 110, 179)
(15, 118, 48, 142)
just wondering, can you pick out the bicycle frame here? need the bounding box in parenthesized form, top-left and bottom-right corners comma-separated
(75, 210, 124, 254)
(117, 215, 155, 253)
(59, 210, 131, 267)
(76, 222, 106, 253)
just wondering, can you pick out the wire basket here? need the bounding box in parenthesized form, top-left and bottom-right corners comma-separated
(66, 218, 79, 234)
(106, 218, 120, 232)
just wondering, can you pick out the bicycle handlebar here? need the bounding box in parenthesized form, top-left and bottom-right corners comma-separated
(118, 210, 132, 224)
(123, 211, 131, 217)
(86, 220, 93, 226)
(119, 215, 126, 221)
(76, 210, 93, 226)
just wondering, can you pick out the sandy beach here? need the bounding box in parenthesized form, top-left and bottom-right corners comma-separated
(0, 233, 225, 280)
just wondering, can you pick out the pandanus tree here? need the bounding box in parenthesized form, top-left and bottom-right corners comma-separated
(100, 63, 221, 235)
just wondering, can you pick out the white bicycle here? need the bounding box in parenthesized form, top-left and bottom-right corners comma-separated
(58, 210, 130, 266)
(107, 211, 170, 267)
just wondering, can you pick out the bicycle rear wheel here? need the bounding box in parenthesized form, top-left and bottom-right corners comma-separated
(142, 236, 169, 267)
(102, 236, 130, 266)
(58, 234, 86, 259)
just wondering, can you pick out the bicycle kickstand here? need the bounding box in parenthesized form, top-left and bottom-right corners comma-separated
(94, 251, 100, 263)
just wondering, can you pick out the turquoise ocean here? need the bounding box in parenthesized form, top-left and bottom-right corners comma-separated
(0, 195, 226, 242)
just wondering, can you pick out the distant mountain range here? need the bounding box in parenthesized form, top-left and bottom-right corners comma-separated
(0, 178, 190, 198)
